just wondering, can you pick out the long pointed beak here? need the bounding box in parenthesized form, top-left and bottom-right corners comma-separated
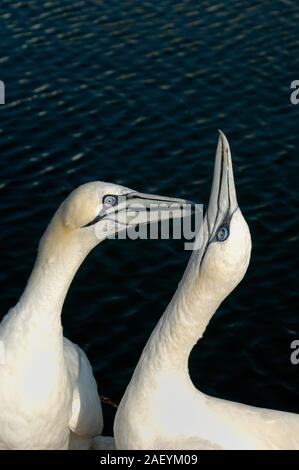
(123, 191, 195, 225)
(127, 191, 193, 209)
(82, 190, 194, 229)
(193, 131, 238, 255)
(206, 130, 238, 239)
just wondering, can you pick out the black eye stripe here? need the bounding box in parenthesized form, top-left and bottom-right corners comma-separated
(82, 213, 104, 228)
(82, 194, 127, 228)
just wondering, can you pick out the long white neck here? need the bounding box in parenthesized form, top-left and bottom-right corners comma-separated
(136, 210, 251, 378)
(137, 250, 224, 375)
(0, 212, 96, 405)
(5, 211, 94, 344)
(22, 241, 83, 322)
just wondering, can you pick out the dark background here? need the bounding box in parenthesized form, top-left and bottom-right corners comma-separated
(0, 0, 298, 435)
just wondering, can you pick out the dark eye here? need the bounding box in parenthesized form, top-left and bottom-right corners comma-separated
(103, 195, 117, 206)
(216, 225, 229, 242)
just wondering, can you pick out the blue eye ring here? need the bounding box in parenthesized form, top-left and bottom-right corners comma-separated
(103, 195, 117, 207)
(216, 225, 229, 242)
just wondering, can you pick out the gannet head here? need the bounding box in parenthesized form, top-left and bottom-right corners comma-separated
(56, 181, 192, 247)
(194, 131, 252, 299)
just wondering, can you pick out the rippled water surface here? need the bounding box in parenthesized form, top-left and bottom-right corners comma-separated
(1, 0, 299, 434)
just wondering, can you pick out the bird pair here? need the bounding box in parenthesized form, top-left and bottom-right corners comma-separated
(1, 132, 298, 450)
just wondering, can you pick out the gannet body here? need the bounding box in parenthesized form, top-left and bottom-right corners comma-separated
(114, 133, 299, 450)
(0, 181, 189, 449)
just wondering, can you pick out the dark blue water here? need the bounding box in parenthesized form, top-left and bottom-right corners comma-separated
(1, 0, 299, 435)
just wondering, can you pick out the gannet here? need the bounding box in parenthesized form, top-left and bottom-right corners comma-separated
(0, 181, 189, 449)
(114, 132, 299, 450)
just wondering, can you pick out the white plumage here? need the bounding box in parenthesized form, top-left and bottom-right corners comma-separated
(0, 181, 188, 449)
(114, 132, 299, 450)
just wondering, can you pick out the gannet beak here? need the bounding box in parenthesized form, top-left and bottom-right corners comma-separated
(206, 130, 238, 239)
(82, 190, 194, 229)
(194, 131, 238, 256)
(103, 191, 194, 230)
(124, 191, 194, 224)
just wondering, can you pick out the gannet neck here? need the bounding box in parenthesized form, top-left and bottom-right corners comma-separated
(17, 211, 92, 324)
(114, 249, 224, 449)
(114, 134, 258, 451)
(140, 249, 223, 374)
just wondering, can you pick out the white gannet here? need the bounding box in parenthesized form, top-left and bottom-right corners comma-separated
(114, 132, 299, 450)
(0, 181, 189, 450)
